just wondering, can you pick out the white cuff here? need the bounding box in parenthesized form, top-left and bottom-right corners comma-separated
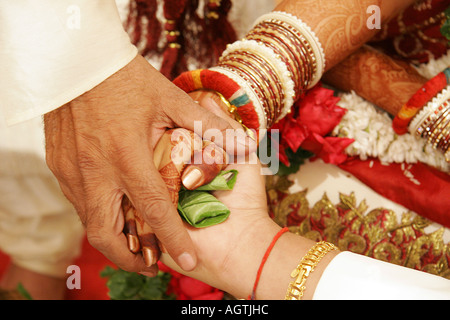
(313, 251, 450, 299)
(0, 0, 137, 125)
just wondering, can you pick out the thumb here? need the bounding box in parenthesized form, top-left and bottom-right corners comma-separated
(121, 148, 197, 272)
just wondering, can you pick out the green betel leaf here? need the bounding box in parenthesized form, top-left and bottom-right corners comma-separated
(178, 191, 230, 228)
(195, 169, 238, 191)
(177, 170, 238, 228)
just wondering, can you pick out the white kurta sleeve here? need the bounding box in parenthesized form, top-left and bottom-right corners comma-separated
(0, 0, 138, 125)
(313, 251, 450, 299)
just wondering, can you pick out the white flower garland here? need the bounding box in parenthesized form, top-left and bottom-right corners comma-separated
(332, 91, 449, 172)
(331, 50, 450, 173)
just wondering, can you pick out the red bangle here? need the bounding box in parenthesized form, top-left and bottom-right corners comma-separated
(173, 69, 261, 131)
(248, 227, 289, 300)
(393, 67, 450, 135)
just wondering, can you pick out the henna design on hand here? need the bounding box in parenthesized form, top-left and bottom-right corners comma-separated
(121, 128, 229, 267)
(323, 45, 426, 115)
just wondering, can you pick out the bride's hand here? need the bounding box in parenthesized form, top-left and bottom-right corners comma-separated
(121, 90, 255, 270)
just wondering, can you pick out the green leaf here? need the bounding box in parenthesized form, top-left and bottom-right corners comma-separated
(177, 170, 237, 228)
(139, 272, 174, 300)
(178, 191, 230, 228)
(277, 147, 314, 176)
(106, 269, 144, 300)
(100, 265, 117, 278)
(195, 169, 238, 191)
(441, 6, 450, 41)
(101, 267, 175, 300)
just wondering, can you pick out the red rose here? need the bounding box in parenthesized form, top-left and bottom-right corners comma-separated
(298, 85, 345, 136)
(270, 84, 354, 166)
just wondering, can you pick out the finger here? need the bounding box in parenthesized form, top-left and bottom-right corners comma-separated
(123, 195, 162, 266)
(122, 196, 140, 253)
(182, 140, 228, 190)
(85, 190, 156, 275)
(154, 128, 202, 205)
(134, 211, 161, 267)
(189, 91, 237, 126)
(122, 149, 197, 272)
(188, 90, 258, 162)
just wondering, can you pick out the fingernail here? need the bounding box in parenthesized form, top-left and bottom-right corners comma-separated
(182, 167, 203, 190)
(157, 238, 167, 254)
(142, 247, 157, 267)
(127, 234, 140, 253)
(178, 252, 196, 271)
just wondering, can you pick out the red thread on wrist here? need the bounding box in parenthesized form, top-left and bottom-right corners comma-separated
(248, 227, 289, 300)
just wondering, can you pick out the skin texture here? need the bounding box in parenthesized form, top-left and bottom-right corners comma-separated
(324, 45, 427, 115)
(276, 0, 416, 71)
(0, 265, 66, 300)
(158, 143, 339, 300)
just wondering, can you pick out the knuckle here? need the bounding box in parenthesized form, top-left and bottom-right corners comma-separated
(142, 200, 172, 225)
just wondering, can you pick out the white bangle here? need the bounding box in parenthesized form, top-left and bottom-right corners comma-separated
(220, 39, 296, 123)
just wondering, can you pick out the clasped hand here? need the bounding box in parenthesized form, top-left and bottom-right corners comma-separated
(43, 55, 257, 276)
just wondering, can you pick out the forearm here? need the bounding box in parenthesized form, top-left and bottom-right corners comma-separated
(323, 45, 427, 115)
(162, 216, 339, 300)
(0, 0, 136, 125)
(250, 223, 339, 300)
(276, 0, 415, 71)
(162, 212, 450, 300)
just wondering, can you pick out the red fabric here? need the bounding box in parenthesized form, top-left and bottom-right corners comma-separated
(65, 237, 114, 300)
(339, 157, 450, 229)
(173, 69, 261, 130)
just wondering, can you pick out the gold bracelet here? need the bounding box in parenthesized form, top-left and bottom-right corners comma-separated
(285, 241, 338, 300)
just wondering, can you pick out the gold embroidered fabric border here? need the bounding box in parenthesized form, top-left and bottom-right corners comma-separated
(266, 175, 450, 280)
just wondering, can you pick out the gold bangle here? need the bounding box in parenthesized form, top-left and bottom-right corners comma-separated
(285, 241, 338, 300)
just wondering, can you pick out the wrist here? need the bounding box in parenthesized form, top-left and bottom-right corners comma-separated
(223, 220, 340, 300)
(217, 216, 281, 299)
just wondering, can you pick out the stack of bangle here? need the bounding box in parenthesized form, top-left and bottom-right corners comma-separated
(393, 67, 450, 135)
(408, 86, 450, 162)
(173, 11, 325, 134)
(212, 11, 325, 129)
